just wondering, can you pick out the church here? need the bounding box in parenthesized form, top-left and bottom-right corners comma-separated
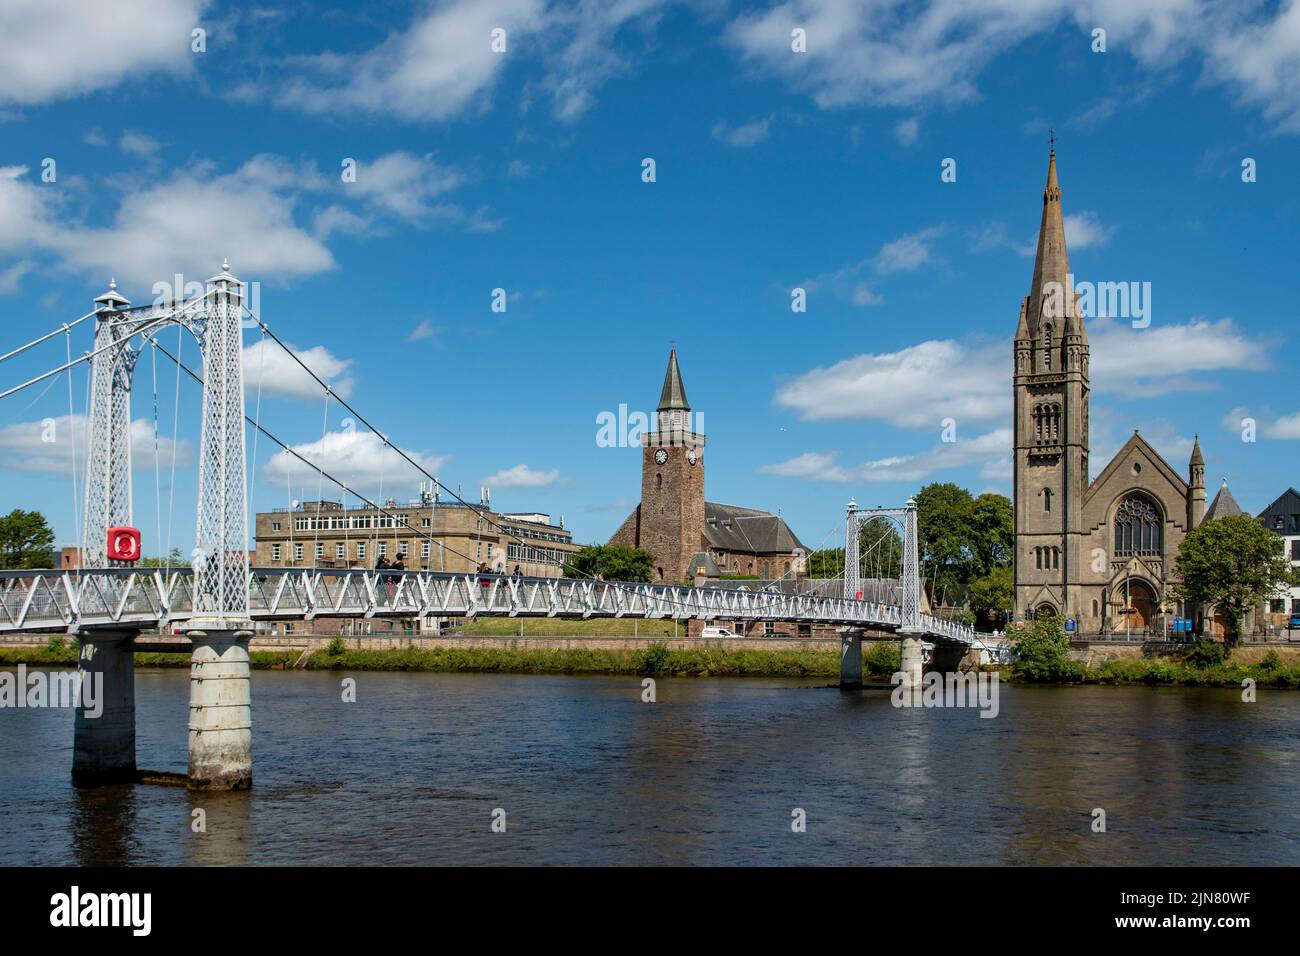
(1013, 147, 1234, 635)
(608, 349, 806, 583)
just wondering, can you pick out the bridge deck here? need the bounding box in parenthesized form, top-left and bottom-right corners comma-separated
(0, 568, 976, 644)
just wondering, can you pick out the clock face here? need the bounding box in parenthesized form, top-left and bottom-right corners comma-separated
(654, 449, 668, 465)
(688, 450, 697, 465)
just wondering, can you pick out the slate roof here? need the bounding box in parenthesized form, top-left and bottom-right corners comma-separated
(1202, 482, 1243, 524)
(657, 348, 689, 412)
(703, 501, 806, 554)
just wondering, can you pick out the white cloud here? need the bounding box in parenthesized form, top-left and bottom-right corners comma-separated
(712, 116, 772, 147)
(482, 463, 560, 488)
(275, 0, 546, 121)
(775, 339, 1007, 428)
(758, 428, 1013, 484)
(1224, 405, 1300, 440)
(243, 339, 355, 401)
(0, 259, 34, 295)
(1266, 412, 1300, 439)
(407, 320, 441, 343)
(0, 0, 204, 105)
(851, 283, 882, 306)
(894, 117, 920, 146)
(874, 227, 942, 274)
(1062, 211, 1112, 250)
(119, 130, 161, 159)
(262, 428, 448, 493)
(0, 414, 192, 474)
(345, 152, 466, 223)
(1089, 317, 1270, 397)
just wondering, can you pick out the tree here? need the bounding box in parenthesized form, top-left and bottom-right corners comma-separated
(804, 547, 843, 578)
(563, 544, 655, 583)
(1008, 614, 1083, 682)
(970, 493, 1014, 578)
(0, 509, 56, 569)
(139, 548, 190, 568)
(968, 565, 1012, 624)
(1175, 514, 1291, 643)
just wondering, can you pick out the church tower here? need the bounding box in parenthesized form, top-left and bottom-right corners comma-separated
(1014, 147, 1091, 621)
(637, 349, 706, 581)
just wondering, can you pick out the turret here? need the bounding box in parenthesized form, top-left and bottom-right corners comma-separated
(1189, 435, 1206, 527)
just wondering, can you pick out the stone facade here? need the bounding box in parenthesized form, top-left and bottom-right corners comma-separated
(253, 497, 578, 575)
(1013, 150, 1218, 637)
(609, 349, 806, 582)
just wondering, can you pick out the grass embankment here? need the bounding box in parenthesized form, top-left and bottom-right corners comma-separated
(1059, 653, 1300, 688)
(458, 617, 680, 637)
(0, 643, 297, 669)
(303, 638, 903, 678)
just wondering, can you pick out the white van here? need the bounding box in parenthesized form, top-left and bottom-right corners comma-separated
(700, 626, 738, 638)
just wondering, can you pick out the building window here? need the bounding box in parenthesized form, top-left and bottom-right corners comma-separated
(378, 543, 387, 557)
(656, 473, 662, 490)
(399, 542, 408, 556)
(294, 543, 303, 561)
(272, 544, 281, 562)
(1114, 494, 1162, 557)
(1043, 488, 1052, 512)
(422, 517, 431, 527)
(315, 543, 324, 560)
(336, 543, 346, 560)
(1043, 324, 1053, 370)
(357, 542, 366, 559)
(422, 541, 431, 558)
(271, 521, 281, 532)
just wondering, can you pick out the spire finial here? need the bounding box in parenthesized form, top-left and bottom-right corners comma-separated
(222, 257, 229, 271)
(109, 277, 116, 291)
(1049, 127, 1055, 155)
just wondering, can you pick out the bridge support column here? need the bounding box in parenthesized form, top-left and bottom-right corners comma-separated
(185, 621, 253, 791)
(839, 629, 863, 689)
(72, 629, 138, 787)
(899, 633, 925, 691)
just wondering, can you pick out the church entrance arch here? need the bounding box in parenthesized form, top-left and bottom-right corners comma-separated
(1115, 578, 1157, 635)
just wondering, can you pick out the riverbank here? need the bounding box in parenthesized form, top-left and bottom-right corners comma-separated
(5, 639, 1300, 684)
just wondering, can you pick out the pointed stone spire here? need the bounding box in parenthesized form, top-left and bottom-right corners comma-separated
(1027, 148, 1074, 335)
(657, 347, 689, 413)
(1189, 434, 1205, 467)
(1202, 479, 1243, 524)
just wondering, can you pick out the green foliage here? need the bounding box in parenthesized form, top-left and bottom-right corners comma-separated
(0, 509, 56, 569)
(914, 484, 1013, 607)
(44, 634, 67, 653)
(326, 637, 346, 656)
(563, 544, 655, 582)
(1008, 614, 1084, 682)
(1260, 650, 1283, 672)
(1176, 514, 1291, 643)
(138, 548, 190, 568)
(638, 642, 671, 675)
(804, 547, 843, 579)
(968, 565, 1012, 622)
(862, 640, 901, 677)
(1185, 637, 1225, 669)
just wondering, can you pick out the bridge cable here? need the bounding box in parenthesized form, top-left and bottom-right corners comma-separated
(0, 309, 96, 366)
(64, 327, 81, 582)
(163, 325, 183, 576)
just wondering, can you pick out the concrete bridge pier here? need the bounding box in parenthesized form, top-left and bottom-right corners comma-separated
(72, 628, 139, 787)
(899, 632, 926, 691)
(185, 620, 253, 791)
(839, 629, 863, 689)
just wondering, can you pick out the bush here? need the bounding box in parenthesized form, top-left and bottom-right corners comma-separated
(862, 640, 901, 677)
(1259, 650, 1283, 672)
(1185, 637, 1225, 669)
(638, 642, 670, 676)
(1009, 615, 1084, 682)
(326, 637, 346, 656)
(44, 634, 67, 653)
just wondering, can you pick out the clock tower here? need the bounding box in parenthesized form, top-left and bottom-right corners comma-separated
(617, 348, 706, 582)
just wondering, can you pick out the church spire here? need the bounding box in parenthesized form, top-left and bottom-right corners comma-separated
(657, 347, 689, 413)
(1027, 147, 1074, 335)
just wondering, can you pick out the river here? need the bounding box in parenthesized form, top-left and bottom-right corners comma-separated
(2, 668, 1297, 865)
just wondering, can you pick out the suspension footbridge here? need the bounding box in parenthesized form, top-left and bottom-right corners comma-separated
(0, 265, 977, 789)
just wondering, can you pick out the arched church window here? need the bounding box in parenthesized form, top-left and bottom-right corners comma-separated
(656, 473, 662, 490)
(1114, 494, 1163, 557)
(1043, 488, 1052, 512)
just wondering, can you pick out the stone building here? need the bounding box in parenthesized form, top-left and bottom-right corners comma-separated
(1012, 148, 1223, 637)
(253, 493, 578, 576)
(608, 349, 806, 582)
(1258, 487, 1300, 622)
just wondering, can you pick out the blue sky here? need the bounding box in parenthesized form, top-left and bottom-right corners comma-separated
(1, 0, 1298, 556)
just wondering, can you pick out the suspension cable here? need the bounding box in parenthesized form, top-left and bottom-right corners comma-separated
(0, 308, 96, 364)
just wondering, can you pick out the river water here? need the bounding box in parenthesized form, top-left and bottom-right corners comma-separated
(1, 668, 1297, 866)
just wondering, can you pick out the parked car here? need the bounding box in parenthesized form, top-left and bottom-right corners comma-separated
(700, 626, 738, 638)
(1288, 614, 1300, 637)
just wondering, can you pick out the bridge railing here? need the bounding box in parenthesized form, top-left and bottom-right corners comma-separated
(0, 568, 976, 643)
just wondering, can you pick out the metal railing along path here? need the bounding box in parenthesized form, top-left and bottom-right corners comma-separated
(0, 568, 977, 643)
